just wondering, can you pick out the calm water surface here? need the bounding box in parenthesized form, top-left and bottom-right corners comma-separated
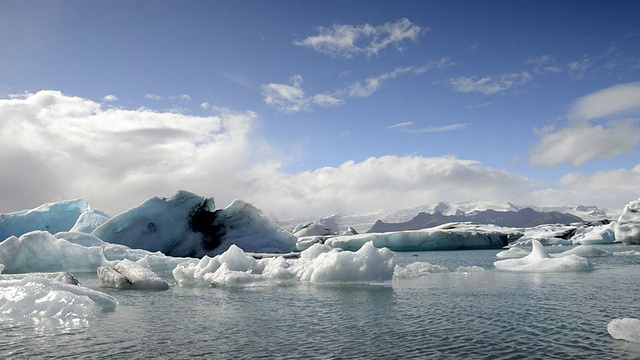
(3, 245, 640, 359)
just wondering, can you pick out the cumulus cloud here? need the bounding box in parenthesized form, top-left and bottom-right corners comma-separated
(261, 75, 309, 113)
(0, 91, 542, 218)
(450, 72, 532, 95)
(294, 18, 426, 58)
(102, 95, 118, 102)
(529, 82, 640, 167)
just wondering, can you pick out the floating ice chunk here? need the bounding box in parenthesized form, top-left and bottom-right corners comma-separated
(97, 259, 169, 290)
(0, 277, 118, 330)
(323, 223, 516, 251)
(0, 263, 3, 274)
(297, 242, 396, 283)
(173, 241, 396, 286)
(496, 247, 531, 259)
(493, 240, 592, 272)
(0, 231, 111, 273)
(0, 199, 88, 240)
(614, 198, 640, 244)
(394, 262, 484, 278)
(608, 318, 640, 343)
(556, 245, 611, 258)
(292, 222, 335, 237)
(571, 225, 614, 245)
(0, 272, 79, 285)
(70, 210, 111, 233)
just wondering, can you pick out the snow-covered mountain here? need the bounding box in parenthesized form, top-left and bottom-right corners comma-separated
(299, 201, 613, 234)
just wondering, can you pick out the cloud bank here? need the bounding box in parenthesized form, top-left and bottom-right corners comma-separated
(1, 91, 638, 220)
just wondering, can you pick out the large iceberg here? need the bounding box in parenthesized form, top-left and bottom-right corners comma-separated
(608, 318, 640, 343)
(613, 198, 640, 244)
(69, 210, 111, 233)
(92, 190, 296, 257)
(320, 223, 521, 251)
(494, 240, 592, 272)
(0, 199, 88, 240)
(173, 241, 396, 286)
(0, 276, 118, 330)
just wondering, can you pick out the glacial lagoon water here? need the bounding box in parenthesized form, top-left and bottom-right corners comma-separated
(3, 246, 640, 359)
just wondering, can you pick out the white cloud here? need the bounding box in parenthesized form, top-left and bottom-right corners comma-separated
(568, 82, 640, 122)
(201, 102, 211, 110)
(568, 58, 592, 80)
(293, 18, 426, 58)
(144, 93, 161, 100)
(450, 72, 532, 95)
(529, 82, 640, 167)
(261, 75, 310, 113)
(102, 95, 118, 102)
(525, 55, 562, 74)
(170, 94, 191, 102)
(387, 122, 467, 134)
(262, 58, 452, 113)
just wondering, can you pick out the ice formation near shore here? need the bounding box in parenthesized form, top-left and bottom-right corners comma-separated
(494, 240, 592, 272)
(173, 241, 396, 286)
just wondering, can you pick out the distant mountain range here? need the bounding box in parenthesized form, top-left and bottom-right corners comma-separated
(366, 207, 584, 233)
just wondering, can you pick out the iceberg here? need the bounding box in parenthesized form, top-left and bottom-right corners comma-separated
(321, 223, 520, 251)
(0, 199, 88, 240)
(613, 198, 640, 244)
(0, 276, 118, 330)
(92, 190, 296, 257)
(0, 231, 111, 273)
(493, 240, 592, 272)
(496, 247, 531, 259)
(394, 262, 484, 278)
(556, 245, 611, 258)
(97, 259, 169, 290)
(173, 241, 396, 286)
(608, 318, 640, 343)
(292, 222, 335, 237)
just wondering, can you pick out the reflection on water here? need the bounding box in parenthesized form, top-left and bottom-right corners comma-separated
(2, 246, 640, 359)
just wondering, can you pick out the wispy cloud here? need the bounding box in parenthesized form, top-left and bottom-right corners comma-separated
(387, 121, 467, 134)
(144, 93, 161, 101)
(170, 94, 191, 102)
(568, 58, 592, 80)
(294, 18, 427, 58)
(262, 59, 452, 113)
(450, 72, 532, 95)
(525, 55, 562, 74)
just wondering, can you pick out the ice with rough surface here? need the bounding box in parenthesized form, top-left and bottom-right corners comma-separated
(494, 240, 592, 272)
(394, 262, 484, 277)
(321, 223, 517, 251)
(173, 241, 396, 286)
(0, 277, 118, 330)
(0, 199, 88, 241)
(70, 210, 111, 233)
(92, 190, 296, 257)
(0, 231, 111, 273)
(98, 260, 169, 290)
(614, 198, 640, 244)
(608, 318, 640, 343)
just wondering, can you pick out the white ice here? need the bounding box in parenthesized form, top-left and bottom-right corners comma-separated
(394, 262, 484, 278)
(70, 210, 111, 233)
(97, 259, 169, 290)
(0, 199, 88, 240)
(614, 197, 640, 244)
(496, 247, 531, 259)
(608, 318, 640, 343)
(0, 276, 118, 330)
(556, 245, 611, 258)
(292, 222, 335, 237)
(173, 241, 396, 286)
(321, 223, 517, 251)
(493, 240, 592, 272)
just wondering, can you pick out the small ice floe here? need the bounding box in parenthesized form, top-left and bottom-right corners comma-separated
(555, 245, 611, 258)
(98, 259, 169, 290)
(608, 318, 640, 343)
(493, 240, 591, 272)
(394, 262, 484, 278)
(496, 247, 531, 259)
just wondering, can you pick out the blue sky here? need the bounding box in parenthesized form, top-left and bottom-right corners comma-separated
(1, 0, 639, 218)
